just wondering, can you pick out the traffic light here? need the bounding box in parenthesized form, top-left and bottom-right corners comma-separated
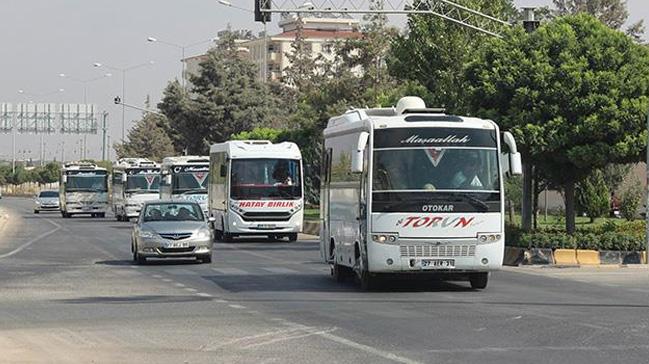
(255, 0, 271, 23)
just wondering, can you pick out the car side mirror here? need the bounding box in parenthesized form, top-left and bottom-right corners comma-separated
(351, 131, 369, 174)
(121, 174, 128, 183)
(62, 175, 67, 183)
(220, 165, 227, 177)
(164, 174, 172, 185)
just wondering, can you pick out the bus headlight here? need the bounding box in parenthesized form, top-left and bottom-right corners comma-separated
(371, 233, 398, 244)
(477, 233, 502, 244)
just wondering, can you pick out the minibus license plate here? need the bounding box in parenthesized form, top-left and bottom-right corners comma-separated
(257, 224, 276, 229)
(421, 259, 455, 269)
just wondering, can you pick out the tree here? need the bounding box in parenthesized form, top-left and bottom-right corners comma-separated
(159, 32, 284, 155)
(114, 112, 175, 162)
(388, 0, 517, 113)
(552, 0, 645, 39)
(576, 169, 609, 222)
(620, 178, 642, 220)
(282, 17, 327, 92)
(466, 14, 649, 233)
(36, 163, 60, 185)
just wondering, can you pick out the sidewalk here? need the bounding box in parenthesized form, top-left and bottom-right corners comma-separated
(503, 264, 649, 289)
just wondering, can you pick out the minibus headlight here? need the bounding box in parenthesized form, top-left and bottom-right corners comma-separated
(372, 233, 398, 244)
(477, 233, 502, 244)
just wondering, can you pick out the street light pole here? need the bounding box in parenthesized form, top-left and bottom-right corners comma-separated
(147, 36, 216, 89)
(93, 61, 154, 142)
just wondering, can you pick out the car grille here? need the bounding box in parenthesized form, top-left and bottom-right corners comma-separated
(158, 247, 194, 253)
(159, 233, 193, 240)
(400, 245, 476, 258)
(241, 211, 292, 222)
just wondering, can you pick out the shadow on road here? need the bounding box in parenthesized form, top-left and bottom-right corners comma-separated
(55, 295, 212, 305)
(95, 259, 201, 266)
(201, 273, 475, 294)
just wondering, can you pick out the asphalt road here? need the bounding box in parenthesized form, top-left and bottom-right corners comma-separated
(1, 197, 648, 364)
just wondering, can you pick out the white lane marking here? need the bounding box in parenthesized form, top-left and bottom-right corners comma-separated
(152, 274, 162, 279)
(425, 344, 649, 354)
(260, 267, 299, 274)
(196, 293, 212, 298)
(0, 218, 61, 259)
(211, 267, 250, 275)
(228, 304, 246, 309)
(184, 287, 198, 292)
(317, 330, 422, 364)
(173, 282, 185, 288)
(164, 268, 195, 275)
(161, 278, 172, 282)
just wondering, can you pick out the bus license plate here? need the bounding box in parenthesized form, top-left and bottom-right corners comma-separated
(257, 224, 276, 230)
(166, 242, 189, 248)
(421, 259, 455, 269)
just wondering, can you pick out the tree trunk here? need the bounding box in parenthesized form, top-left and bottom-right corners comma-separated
(522, 163, 533, 231)
(533, 172, 539, 230)
(564, 180, 576, 234)
(508, 199, 514, 224)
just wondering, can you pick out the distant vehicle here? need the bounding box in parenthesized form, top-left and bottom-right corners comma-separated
(131, 201, 214, 264)
(321, 96, 523, 290)
(160, 156, 210, 215)
(112, 158, 161, 221)
(209, 140, 304, 242)
(34, 190, 60, 213)
(59, 162, 109, 218)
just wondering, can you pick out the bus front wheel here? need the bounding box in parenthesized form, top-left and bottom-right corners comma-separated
(469, 272, 489, 289)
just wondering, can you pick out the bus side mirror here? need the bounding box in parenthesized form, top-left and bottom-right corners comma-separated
(121, 174, 128, 183)
(502, 131, 522, 175)
(220, 165, 227, 177)
(164, 175, 172, 185)
(351, 132, 369, 174)
(509, 153, 522, 175)
(62, 175, 67, 183)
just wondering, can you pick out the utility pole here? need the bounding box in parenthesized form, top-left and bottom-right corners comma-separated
(11, 110, 16, 173)
(521, 7, 539, 232)
(101, 111, 108, 161)
(645, 107, 649, 264)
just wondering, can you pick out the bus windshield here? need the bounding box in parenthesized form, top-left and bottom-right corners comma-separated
(65, 173, 108, 192)
(230, 158, 302, 200)
(127, 175, 160, 193)
(373, 148, 500, 192)
(172, 171, 209, 194)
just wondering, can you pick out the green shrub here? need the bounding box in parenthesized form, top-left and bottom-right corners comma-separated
(620, 180, 643, 221)
(506, 230, 645, 252)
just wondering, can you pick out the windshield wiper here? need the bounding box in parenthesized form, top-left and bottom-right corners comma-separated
(127, 189, 158, 194)
(180, 188, 206, 195)
(452, 193, 489, 212)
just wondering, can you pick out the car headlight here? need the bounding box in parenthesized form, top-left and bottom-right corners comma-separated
(35, 200, 41, 205)
(139, 230, 157, 239)
(477, 233, 502, 244)
(371, 233, 399, 244)
(196, 229, 211, 239)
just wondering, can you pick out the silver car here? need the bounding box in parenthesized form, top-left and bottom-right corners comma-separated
(131, 200, 214, 264)
(34, 190, 60, 213)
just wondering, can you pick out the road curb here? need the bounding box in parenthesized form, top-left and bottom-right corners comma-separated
(553, 249, 578, 265)
(303, 220, 320, 236)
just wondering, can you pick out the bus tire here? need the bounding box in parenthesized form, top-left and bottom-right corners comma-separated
(99, 213, 106, 218)
(469, 272, 489, 289)
(330, 245, 348, 283)
(222, 233, 233, 243)
(287, 233, 298, 242)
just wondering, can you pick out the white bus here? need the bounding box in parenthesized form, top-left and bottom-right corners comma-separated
(209, 140, 304, 242)
(112, 158, 161, 221)
(160, 156, 210, 214)
(321, 97, 522, 290)
(60, 162, 110, 218)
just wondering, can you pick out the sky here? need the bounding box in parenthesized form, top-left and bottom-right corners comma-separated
(0, 0, 647, 162)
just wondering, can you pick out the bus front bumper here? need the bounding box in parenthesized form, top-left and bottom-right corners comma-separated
(226, 211, 303, 235)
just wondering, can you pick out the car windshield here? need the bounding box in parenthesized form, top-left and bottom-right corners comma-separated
(39, 191, 59, 198)
(142, 203, 203, 222)
(373, 148, 500, 192)
(230, 158, 302, 200)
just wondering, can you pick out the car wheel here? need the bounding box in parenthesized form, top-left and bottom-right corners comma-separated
(34, 210, 39, 214)
(136, 252, 147, 265)
(469, 272, 489, 289)
(200, 254, 212, 264)
(222, 233, 233, 243)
